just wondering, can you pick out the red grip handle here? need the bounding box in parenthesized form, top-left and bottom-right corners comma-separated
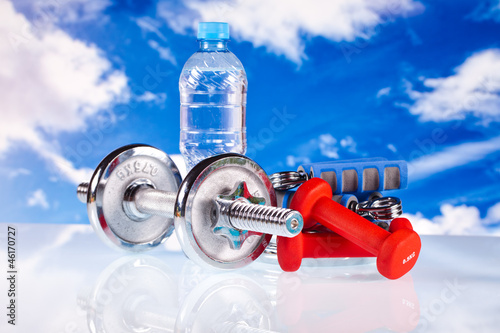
(302, 232, 374, 258)
(312, 197, 389, 255)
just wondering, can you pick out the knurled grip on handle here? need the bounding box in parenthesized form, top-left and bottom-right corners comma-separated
(289, 178, 421, 279)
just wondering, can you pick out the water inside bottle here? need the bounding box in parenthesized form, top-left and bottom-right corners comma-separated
(180, 68, 247, 169)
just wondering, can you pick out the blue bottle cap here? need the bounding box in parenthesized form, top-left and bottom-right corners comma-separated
(197, 22, 229, 40)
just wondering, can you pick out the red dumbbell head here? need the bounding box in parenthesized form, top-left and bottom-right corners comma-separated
(389, 217, 414, 232)
(277, 233, 304, 272)
(290, 178, 333, 229)
(378, 228, 421, 280)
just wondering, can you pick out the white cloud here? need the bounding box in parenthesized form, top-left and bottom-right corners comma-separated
(286, 155, 311, 168)
(135, 17, 167, 41)
(0, 0, 128, 185)
(148, 39, 177, 65)
(16, 0, 112, 24)
(55, 0, 111, 23)
(136, 91, 168, 105)
(485, 202, 500, 226)
(319, 134, 339, 159)
(27, 189, 50, 210)
(468, 0, 500, 22)
(387, 143, 398, 153)
(157, 1, 197, 35)
(158, 0, 424, 64)
(37, 144, 94, 185)
(8, 168, 31, 179)
(376, 86, 391, 98)
(318, 134, 358, 158)
(404, 202, 500, 236)
(401, 49, 500, 123)
(286, 134, 360, 167)
(408, 136, 500, 181)
(340, 136, 357, 153)
(134, 17, 177, 66)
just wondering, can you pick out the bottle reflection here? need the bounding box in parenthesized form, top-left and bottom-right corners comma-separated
(79, 256, 420, 333)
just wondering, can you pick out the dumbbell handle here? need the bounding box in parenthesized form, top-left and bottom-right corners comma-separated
(314, 198, 388, 254)
(77, 182, 91, 203)
(83, 298, 275, 333)
(78, 182, 302, 238)
(135, 312, 280, 333)
(301, 232, 374, 258)
(78, 182, 177, 219)
(132, 187, 177, 219)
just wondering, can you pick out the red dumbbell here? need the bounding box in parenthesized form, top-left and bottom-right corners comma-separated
(277, 231, 374, 272)
(286, 178, 421, 279)
(277, 217, 415, 273)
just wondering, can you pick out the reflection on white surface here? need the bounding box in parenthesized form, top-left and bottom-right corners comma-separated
(80, 256, 179, 332)
(80, 256, 418, 333)
(276, 273, 418, 332)
(176, 272, 277, 332)
(0, 224, 500, 332)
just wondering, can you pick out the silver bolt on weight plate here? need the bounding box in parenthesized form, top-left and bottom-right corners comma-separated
(77, 145, 303, 268)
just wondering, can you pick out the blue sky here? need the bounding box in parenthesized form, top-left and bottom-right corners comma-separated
(0, 0, 499, 235)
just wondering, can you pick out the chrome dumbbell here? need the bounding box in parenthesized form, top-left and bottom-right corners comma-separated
(77, 144, 303, 269)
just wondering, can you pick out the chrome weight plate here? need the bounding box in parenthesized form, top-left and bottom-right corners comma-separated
(86, 144, 182, 251)
(174, 154, 275, 270)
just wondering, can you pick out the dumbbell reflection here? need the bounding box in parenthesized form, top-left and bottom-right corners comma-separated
(77, 255, 179, 332)
(175, 273, 278, 332)
(78, 256, 279, 333)
(277, 271, 420, 332)
(78, 254, 420, 332)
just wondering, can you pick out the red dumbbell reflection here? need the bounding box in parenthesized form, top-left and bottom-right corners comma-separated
(277, 272, 420, 332)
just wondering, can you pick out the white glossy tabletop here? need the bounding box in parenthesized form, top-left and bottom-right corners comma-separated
(0, 223, 499, 333)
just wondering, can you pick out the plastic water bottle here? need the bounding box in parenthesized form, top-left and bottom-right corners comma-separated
(179, 22, 247, 170)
